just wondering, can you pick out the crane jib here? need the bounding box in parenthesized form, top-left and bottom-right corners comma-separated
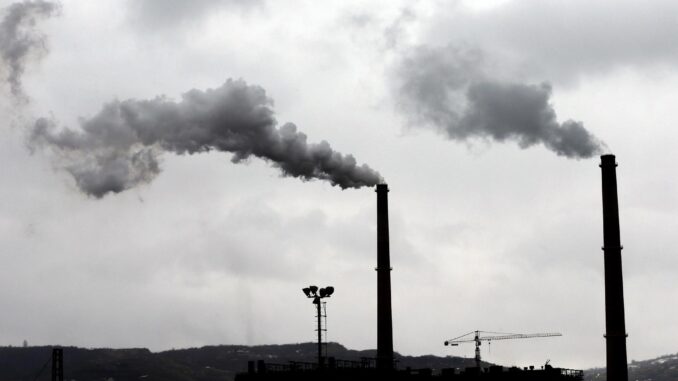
(443, 331, 563, 368)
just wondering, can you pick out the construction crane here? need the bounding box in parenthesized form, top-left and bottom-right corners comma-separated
(444, 330, 562, 368)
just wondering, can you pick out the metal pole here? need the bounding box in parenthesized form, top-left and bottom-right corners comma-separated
(51, 348, 63, 381)
(474, 331, 481, 369)
(316, 298, 323, 368)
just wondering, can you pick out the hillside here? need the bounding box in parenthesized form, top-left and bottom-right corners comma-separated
(584, 353, 678, 381)
(0, 342, 480, 381)
(11, 343, 677, 381)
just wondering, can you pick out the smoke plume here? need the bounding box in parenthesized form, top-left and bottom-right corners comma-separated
(0, 0, 59, 100)
(30, 79, 382, 197)
(396, 45, 605, 158)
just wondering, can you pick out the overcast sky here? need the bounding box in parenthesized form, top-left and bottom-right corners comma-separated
(1, 0, 677, 370)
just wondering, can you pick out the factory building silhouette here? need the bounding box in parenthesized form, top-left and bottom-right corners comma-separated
(236, 155, 630, 381)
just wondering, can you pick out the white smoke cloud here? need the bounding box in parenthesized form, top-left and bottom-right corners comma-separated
(30, 79, 383, 197)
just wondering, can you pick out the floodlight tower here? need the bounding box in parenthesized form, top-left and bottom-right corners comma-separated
(302, 285, 335, 367)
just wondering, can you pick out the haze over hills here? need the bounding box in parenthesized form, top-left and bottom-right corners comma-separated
(1, 343, 675, 381)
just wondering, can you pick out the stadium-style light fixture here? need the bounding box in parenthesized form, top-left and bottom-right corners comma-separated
(302, 284, 335, 368)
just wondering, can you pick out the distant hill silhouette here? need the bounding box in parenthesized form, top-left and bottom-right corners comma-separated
(0, 342, 481, 381)
(12, 343, 677, 381)
(584, 353, 678, 381)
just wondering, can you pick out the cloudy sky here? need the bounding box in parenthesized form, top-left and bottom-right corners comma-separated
(1, 0, 677, 370)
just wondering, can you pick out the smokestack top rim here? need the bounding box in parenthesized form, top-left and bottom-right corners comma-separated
(600, 154, 617, 167)
(376, 183, 389, 192)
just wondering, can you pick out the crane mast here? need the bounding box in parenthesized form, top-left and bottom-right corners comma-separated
(444, 330, 562, 368)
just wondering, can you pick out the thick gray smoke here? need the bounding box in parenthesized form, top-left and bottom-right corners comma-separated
(396, 45, 605, 158)
(30, 79, 382, 197)
(0, 0, 59, 100)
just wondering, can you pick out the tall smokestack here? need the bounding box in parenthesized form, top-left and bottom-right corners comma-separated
(600, 154, 629, 381)
(376, 183, 394, 370)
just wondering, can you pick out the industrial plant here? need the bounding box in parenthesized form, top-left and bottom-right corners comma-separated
(25, 156, 628, 381)
(235, 154, 630, 381)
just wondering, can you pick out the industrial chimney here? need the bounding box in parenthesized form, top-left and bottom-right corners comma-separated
(376, 183, 394, 370)
(600, 154, 629, 381)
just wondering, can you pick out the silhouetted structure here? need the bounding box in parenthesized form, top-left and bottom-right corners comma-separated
(235, 183, 584, 381)
(51, 347, 63, 381)
(302, 286, 335, 367)
(237, 359, 583, 381)
(600, 154, 629, 381)
(376, 183, 394, 371)
(445, 331, 562, 369)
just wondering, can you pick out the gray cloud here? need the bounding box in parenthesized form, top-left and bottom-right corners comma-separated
(426, 0, 678, 82)
(126, 0, 262, 30)
(395, 45, 605, 158)
(0, 0, 58, 100)
(30, 79, 382, 197)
